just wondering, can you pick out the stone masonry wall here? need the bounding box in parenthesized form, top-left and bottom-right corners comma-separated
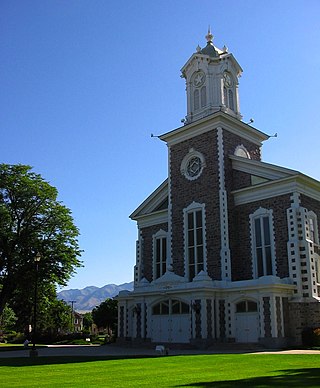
(170, 129, 221, 279)
(223, 129, 261, 219)
(288, 301, 320, 345)
(232, 170, 252, 191)
(230, 194, 291, 281)
(222, 130, 266, 281)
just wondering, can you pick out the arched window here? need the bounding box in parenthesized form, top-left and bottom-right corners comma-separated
(228, 89, 234, 110)
(152, 300, 190, 315)
(153, 229, 167, 280)
(194, 89, 200, 111)
(223, 87, 227, 106)
(307, 211, 318, 244)
(307, 212, 320, 287)
(250, 208, 276, 278)
(200, 86, 206, 107)
(223, 72, 235, 112)
(234, 144, 251, 159)
(184, 202, 206, 281)
(236, 300, 258, 313)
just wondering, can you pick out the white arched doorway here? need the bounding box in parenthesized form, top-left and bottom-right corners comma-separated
(150, 299, 190, 343)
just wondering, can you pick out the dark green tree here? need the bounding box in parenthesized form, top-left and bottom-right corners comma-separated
(41, 297, 72, 337)
(92, 298, 118, 334)
(10, 284, 72, 339)
(83, 312, 93, 331)
(0, 164, 82, 317)
(0, 304, 17, 332)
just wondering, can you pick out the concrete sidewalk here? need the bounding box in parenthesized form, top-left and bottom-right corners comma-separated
(0, 344, 319, 358)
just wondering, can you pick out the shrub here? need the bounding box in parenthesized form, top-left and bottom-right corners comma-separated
(7, 332, 24, 344)
(302, 327, 320, 347)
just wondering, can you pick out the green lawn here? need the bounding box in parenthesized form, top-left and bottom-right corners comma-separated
(0, 354, 319, 387)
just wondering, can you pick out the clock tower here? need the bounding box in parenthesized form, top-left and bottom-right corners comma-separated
(181, 29, 242, 124)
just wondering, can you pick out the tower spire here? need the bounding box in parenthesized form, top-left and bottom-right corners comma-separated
(205, 26, 213, 43)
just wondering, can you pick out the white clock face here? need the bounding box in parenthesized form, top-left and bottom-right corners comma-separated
(193, 71, 205, 87)
(223, 72, 232, 87)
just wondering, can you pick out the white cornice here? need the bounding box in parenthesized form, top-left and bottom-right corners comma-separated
(159, 112, 269, 146)
(135, 209, 168, 229)
(232, 175, 320, 206)
(117, 276, 294, 299)
(231, 155, 299, 180)
(180, 51, 243, 77)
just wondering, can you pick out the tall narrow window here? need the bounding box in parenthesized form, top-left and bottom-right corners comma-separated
(307, 213, 318, 244)
(200, 86, 206, 107)
(223, 72, 235, 112)
(223, 87, 227, 106)
(153, 230, 167, 279)
(307, 212, 320, 289)
(228, 89, 234, 110)
(194, 89, 200, 111)
(185, 204, 206, 281)
(250, 208, 275, 278)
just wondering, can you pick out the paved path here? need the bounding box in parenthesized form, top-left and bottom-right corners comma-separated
(0, 345, 319, 358)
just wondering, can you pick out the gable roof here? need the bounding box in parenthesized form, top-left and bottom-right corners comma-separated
(230, 155, 299, 180)
(130, 179, 168, 221)
(231, 156, 320, 205)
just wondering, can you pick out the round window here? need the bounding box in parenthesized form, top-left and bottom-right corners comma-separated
(186, 156, 202, 178)
(180, 149, 206, 181)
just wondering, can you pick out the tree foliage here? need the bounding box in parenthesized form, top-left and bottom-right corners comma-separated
(0, 164, 82, 316)
(92, 298, 118, 332)
(83, 312, 93, 331)
(0, 304, 17, 332)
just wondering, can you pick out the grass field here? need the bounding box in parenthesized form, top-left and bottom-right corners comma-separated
(0, 354, 319, 387)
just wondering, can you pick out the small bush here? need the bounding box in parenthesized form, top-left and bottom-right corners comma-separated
(313, 328, 320, 346)
(7, 332, 25, 344)
(302, 327, 320, 347)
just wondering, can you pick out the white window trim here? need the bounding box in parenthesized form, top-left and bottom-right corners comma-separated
(183, 201, 207, 281)
(152, 229, 167, 280)
(307, 211, 320, 289)
(223, 72, 236, 111)
(234, 144, 251, 159)
(250, 207, 276, 278)
(307, 211, 319, 244)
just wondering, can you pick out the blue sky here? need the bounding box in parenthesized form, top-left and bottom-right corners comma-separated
(1, 1, 320, 290)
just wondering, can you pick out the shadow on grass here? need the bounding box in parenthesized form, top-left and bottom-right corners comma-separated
(177, 368, 320, 387)
(0, 354, 156, 367)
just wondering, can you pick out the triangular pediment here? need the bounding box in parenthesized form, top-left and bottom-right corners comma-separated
(231, 155, 320, 205)
(130, 179, 168, 220)
(230, 155, 299, 181)
(153, 270, 186, 285)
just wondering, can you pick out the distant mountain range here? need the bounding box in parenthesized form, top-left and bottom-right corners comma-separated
(57, 282, 133, 312)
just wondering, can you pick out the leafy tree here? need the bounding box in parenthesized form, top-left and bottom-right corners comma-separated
(0, 164, 82, 317)
(83, 312, 93, 331)
(0, 304, 17, 332)
(41, 298, 72, 336)
(92, 298, 118, 334)
(10, 283, 72, 340)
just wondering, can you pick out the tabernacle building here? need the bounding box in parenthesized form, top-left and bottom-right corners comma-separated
(117, 31, 320, 348)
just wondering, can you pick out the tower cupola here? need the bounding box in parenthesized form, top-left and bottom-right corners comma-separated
(181, 29, 242, 124)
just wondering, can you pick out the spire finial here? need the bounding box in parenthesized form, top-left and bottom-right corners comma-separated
(205, 26, 213, 43)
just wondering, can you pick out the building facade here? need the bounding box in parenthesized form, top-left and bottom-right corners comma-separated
(117, 31, 320, 348)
